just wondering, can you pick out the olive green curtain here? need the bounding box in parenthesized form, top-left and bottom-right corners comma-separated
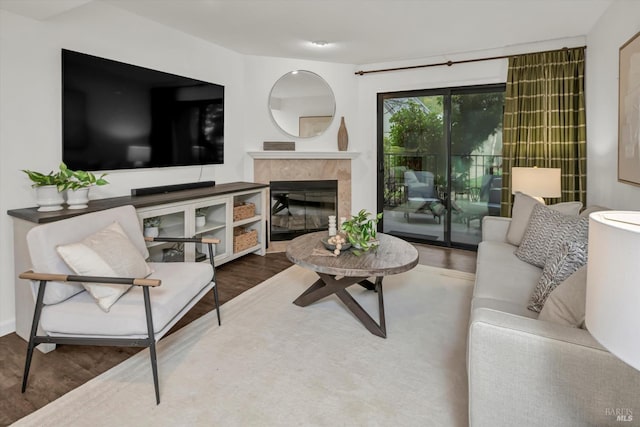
(501, 47, 587, 216)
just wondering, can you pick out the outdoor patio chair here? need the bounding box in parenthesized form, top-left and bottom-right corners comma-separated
(402, 170, 442, 222)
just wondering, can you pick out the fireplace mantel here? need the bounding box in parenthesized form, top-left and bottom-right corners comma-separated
(247, 151, 360, 160)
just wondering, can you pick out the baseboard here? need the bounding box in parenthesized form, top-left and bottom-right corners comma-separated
(0, 318, 16, 337)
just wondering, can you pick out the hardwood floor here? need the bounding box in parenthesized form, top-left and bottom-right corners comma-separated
(0, 245, 475, 426)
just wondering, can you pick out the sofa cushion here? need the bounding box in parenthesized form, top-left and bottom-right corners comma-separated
(40, 262, 213, 338)
(538, 266, 588, 328)
(506, 192, 582, 246)
(474, 241, 542, 307)
(56, 221, 153, 312)
(515, 204, 589, 268)
(528, 240, 588, 313)
(472, 297, 539, 319)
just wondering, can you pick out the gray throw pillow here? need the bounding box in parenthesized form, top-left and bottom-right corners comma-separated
(528, 240, 588, 313)
(515, 204, 588, 268)
(506, 192, 582, 246)
(538, 265, 588, 328)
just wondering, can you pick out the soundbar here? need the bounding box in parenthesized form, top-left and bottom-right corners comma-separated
(131, 181, 216, 197)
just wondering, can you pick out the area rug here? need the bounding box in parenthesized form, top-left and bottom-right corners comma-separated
(14, 264, 475, 427)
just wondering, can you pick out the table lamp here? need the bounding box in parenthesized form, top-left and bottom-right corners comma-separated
(586, 211, 640, 371)
(511, 167, 561, 204)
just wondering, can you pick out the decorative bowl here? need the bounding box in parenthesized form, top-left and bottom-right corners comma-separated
(320, 236, 351, 251)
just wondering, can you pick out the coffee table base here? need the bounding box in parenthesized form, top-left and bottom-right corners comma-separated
(293, 273, 386, 338)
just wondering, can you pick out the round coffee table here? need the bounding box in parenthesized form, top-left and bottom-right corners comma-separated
(286, 231, 419, 338)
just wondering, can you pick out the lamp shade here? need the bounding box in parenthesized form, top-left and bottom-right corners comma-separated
(586, 211, 640, 371)
(511, 167, 561, 198)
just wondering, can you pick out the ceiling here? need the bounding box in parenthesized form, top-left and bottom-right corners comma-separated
(0, 0, 613, 64)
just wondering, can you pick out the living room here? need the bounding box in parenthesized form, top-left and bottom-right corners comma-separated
(1, 0, 639, 425)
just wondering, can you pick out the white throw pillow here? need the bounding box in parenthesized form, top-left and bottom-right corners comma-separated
(538, 266, 588, 328)
(56, 221, 152, 312)
(506, 192, 582, 246)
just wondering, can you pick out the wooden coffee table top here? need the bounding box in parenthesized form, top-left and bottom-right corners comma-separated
(286, 231, 419, 277)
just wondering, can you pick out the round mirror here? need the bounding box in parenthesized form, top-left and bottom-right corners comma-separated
(268, 70, 335, 138)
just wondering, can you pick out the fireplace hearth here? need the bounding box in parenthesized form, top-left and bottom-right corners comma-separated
(270, 180, 338, 241)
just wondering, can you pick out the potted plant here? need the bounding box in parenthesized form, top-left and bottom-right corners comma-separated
(195, 208, 208, 228)
(59, 162, 108, 209)
(143, 217, 161, 238)
(21, 168, 67, 212)
(341, 209, 383, 255)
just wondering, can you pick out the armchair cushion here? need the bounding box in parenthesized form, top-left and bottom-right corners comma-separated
(40, 262, 213, 338)
(56, 221, 153, 312)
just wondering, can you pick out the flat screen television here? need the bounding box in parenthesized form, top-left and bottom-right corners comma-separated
(62, 49, 224, 171)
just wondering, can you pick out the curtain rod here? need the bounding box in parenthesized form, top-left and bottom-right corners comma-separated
(354, 45, 586, 76)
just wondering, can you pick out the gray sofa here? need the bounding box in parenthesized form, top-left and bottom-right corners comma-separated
(467, 215, 640, 427)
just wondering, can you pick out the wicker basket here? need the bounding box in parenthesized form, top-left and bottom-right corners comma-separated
(233, 227, 258, 253)
(233, 202, 256, 221)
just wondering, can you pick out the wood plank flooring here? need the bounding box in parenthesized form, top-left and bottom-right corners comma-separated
(0, 245, 475, 426)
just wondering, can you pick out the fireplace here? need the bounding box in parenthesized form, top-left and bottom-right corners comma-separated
(249, 151, 356, 248)
(270, 180, 338, 241)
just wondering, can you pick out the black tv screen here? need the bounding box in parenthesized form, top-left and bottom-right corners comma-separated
(62, 49, 224, 171)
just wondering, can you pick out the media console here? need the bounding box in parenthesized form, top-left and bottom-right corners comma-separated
(8, 181, 268, 348)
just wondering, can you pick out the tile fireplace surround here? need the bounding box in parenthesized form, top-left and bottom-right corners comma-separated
(248, 151, 359, 246)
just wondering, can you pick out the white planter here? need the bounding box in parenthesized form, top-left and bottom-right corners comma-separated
(35, 185, 65, 212)
(66, 187, 90, 209)
(144, 227, 159, 238)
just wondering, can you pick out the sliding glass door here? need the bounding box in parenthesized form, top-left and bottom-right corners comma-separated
(378, 84, 505, 248)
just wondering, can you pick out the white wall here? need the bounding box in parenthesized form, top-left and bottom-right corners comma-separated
(241, 55, 358, 174)
(586, 0, 640, 209)
(0, 2, 246, 334)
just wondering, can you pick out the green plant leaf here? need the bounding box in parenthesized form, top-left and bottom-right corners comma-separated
(340, 210, 383, 256)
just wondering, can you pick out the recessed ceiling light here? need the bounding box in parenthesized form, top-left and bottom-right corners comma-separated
(311, 40, 330, 47)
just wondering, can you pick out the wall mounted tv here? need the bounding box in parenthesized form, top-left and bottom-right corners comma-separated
(62, 49, 224, 171)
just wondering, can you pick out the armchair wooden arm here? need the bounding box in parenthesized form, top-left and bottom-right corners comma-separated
(19, 270, 161, 287)
(144, 236, 220, 244)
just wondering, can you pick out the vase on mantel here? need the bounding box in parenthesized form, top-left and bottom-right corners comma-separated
(337, 116, 348, 151)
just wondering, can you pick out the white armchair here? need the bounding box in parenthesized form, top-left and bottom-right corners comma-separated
(19, 205, 220, 404)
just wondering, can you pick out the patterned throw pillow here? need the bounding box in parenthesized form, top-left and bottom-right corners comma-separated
(528, 241, 588, 313)
(515, 204, 589, 268)
(506, 192, 582, 246)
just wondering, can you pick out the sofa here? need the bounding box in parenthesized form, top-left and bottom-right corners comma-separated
(467, 198, 640, 426)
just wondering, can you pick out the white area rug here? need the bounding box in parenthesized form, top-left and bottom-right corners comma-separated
(15, 264, 474, 427)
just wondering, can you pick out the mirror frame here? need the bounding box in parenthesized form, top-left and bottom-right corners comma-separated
(268, 70, 336, 138)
